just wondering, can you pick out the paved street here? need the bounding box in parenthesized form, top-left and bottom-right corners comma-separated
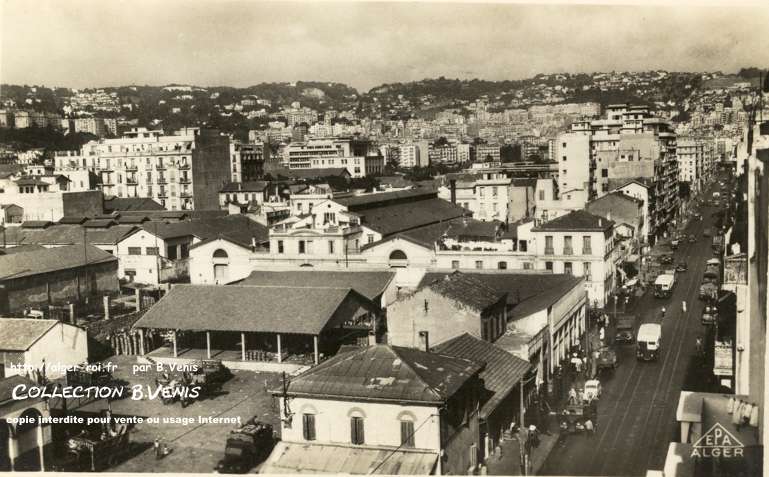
(541, 178, 729, 476)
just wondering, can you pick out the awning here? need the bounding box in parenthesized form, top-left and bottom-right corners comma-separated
(261, 442, 439, 474)
(625, 254, 640, 263)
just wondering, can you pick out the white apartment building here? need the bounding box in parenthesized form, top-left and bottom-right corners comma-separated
(398, 144, 421, 168)
(676, 138, 704, 192)
(54, 127, 231, 211)
(285, 137, 384, 178)
(439, 172, 535, 223)
(531, 209, 618, 306)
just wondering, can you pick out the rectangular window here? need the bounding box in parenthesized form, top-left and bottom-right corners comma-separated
(545, 261, 553, 271)
(523, 262, 532, 270)
(519, 240, 527, 252)
(545, 236, 554, 255)
(128, 247, 141, 255)
(539, 190, 545, 201)
(124, 269, 136, 279)
(328, 240, 335, 254)
(277, 240, 284, 254)
(367, 234, 374, 244)
(564, 261, 573, 275)
(583, 262, 592, 280)
(498, 261, 507, 270)
(582, 236, 592, 255)
(351, 417, 365, 445)
(475, 260, 483, 269)
(400, 421, 415, 448)
(451, 260, 460, 269)
(564, 236, 573, 255)
(298, 241, 305, 254)
(145, 247, 159, 256)
(302, 414, 316, 441)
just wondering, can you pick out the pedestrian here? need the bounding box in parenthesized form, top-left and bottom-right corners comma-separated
(599, 326, 605, 344)
(585, 418, 594, 437)
(568, 387, 578, 405)
(661, 307, 666, 319)
(154, 438, 161, 460)
(682, 300, 688, 314)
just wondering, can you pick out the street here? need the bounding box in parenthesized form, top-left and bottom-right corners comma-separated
(541, 178, 729, 476)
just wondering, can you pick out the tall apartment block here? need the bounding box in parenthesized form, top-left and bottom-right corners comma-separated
(54, 127, 231, 210)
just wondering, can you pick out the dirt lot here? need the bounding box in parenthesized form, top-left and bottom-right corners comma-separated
(71, 356, 283, 473)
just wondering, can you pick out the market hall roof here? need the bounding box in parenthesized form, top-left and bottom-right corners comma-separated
(132, 284, 378, 335)
(233, 270, 395, 302)
(0, 244, 117, 281)
(281, 344, 483, 404)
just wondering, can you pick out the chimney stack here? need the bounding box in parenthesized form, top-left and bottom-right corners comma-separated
(450, 179, 457, 204)
(598, 218, 602, 227)
(418, 331, 430, 353)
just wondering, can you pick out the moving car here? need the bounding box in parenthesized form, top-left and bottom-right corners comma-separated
(596, 346, 618, 372)
(703, 228, 713, 238)
(676, 262, 688, 273)
(688, 235, 697, 243)
(584, 380, 602, 400)
(614, 315, 636, 344)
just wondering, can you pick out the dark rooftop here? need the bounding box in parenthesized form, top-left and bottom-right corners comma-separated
(0, 318, 59, 351)
(234, 270, 395, 302)
(103, 196, 165, 212)
(421, 271, 506, 312)
(0, 244, 117, 281)
(283, 344, 483, 404)
(532, 209, 614, 232)
(132, 285, 377, 335)
(434, 333, 532, 418)
(220, 181, 270, 193)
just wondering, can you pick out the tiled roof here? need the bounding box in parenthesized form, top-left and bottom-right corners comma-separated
(83, 219, 117, 228)
(335, 189, 437, 209)
(532, 209, 614, 232)
(133, 285, 376, 335)
(0, 318, 59, 351)
(0, 375, 37, 403)
(421, 271, 506, 312)
(283, 168, 350, 180)
(358, 198, 468, 237)
(103, 196, 165, 212)
(434, 333, 532, 418)
(14, 176, 49, 187)
(21, 220, 52, 229)
(588, 191, 644, 207)
(444, 219, 499, 241)
(284, 344, 483, 404)
(419, 272, 583, 318)
(58, 216, 89, 224)
(0, 244, 117, 281)
(142, 215, 269, 246)
(234, 270, 395, 302)
(0, 244, 46, 256)
(2, 223, 138, 247)
(220, 181, 270, 192)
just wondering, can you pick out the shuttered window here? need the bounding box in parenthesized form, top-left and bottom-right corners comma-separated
(400, 420, 415, 448)
(302, 414, 316, 441)
(350, 416, 365, 445)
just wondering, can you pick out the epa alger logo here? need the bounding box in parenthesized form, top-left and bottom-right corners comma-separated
(691, 423, 745, 458)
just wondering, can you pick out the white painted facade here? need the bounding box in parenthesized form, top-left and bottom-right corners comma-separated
(1, 320, 88, 379)
(189, 238, 257, 285)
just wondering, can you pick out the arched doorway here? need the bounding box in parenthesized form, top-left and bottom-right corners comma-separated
(388, 250, 408, 268)
(212, 249, 229, 284)
(13, 408, 44, 471)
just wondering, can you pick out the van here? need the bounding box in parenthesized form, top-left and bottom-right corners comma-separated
(654, 274, 676, 298)
(636, 323, 662, 361)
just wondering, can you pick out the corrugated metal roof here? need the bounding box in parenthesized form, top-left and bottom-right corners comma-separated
(433, 333, 532, 418)
(132, 285, 376, 335)
(0, 318, 59, 351)
(285, 344, 483, 404)
(261, 442, 438, 474)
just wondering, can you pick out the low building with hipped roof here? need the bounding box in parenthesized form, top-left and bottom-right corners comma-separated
(263, 344, 484, 475)
(132, 283, 381, 373)
(0, 318, 87, 379)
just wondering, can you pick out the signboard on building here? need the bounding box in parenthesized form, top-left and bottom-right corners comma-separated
(724, 253, 747, 285)
(714, 341, 733, 377)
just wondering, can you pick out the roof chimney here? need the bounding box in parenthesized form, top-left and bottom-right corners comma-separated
(598, 218, 602, 227)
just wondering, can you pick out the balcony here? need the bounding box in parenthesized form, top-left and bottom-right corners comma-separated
(157, 178, 167, 185)
(125, 164, 138, 171)
(126, 179, 138, 186)
(180, 191, 192, 198)
(156, 164, 166, 171)
(563, 247, 574, 255)
(179, 177, 191, 184)
(544, 247, 554, 255)
(582, 248, 593, 255)
(158, 190, 168, 198)
(178, 163, 190, 170)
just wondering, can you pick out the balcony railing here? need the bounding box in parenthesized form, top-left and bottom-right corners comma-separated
(126, 179, 138, 185)
(563, 247, 573, 255)
(156, 164, 166, 171)
(544, 247, 554, 255)
(178, 163, 190, 170)
(582, 248, 593, 255)
(180, 191, 192, 198)
(125, 165, 138, 171)
(179, 177, 191, 184)
(157, 178, 167, 185)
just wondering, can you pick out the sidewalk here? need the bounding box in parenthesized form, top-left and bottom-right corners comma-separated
(485, 420, 560, 475)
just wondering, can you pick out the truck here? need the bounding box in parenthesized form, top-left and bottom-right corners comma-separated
(596, 346, 618, 372)
(614, 315, 636, 344)
(654, 274, 676, 298)
(55, 425, 131, 471)
(712, 235, 724, 255)
(636, 323, 662, 361)
(216, 419, 276, 473)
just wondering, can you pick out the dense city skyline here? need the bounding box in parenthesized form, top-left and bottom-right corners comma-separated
(3, 1, 769, 91)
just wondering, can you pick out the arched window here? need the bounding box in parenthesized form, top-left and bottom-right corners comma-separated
(213, 249, 228, 259)
(389, 250, 407, 260)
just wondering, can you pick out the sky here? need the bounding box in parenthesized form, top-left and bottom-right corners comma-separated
(2, 0, 769, 92)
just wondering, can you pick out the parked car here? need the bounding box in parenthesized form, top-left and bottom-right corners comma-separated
(702, 304, 718, 325)
(614, 315, 635, 344)
(659, 254, 674, 265)
(689, 235, 697, 243)
(676, 262, 688, 273)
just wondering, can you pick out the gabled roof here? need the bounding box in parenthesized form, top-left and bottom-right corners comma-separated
(0, 244, 117, 281)
(0, 318, 59, 351)
(283, 344, 483, 404)
(444, 219, 500, 241)
(0, 375, 37, 404)
(283, 168, 350, 180)
(434, 333, 532, 418)
(220, 181, 270, 193)
(588, 191, 644, 207)
(334, 189, 437, 209)
(532, 209, 614, 232)
(2, 223, 138, 247)
(234, 270, 395, 302)
(0, 244, 46, 256)
(357, 198, 468, 237)
(83, 219, 117, 228)
(420, 271, 506, 312)
(132, 285, 377, 335)
(103, 196, 164, 212)
(58, 216, 89, 225)
(21, 220, 52, 229)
